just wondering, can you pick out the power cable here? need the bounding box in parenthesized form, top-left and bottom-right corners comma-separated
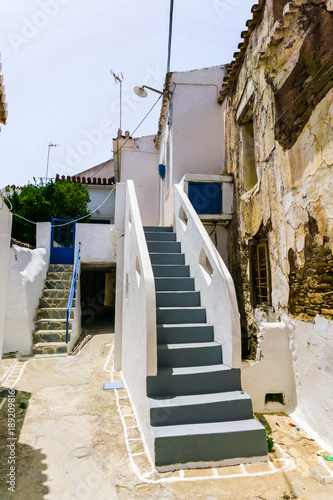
(3, 186, 116, 227)
(3, 94, 162, 228)
(92, 94, 162, 178)
(167, 0, 174, 74)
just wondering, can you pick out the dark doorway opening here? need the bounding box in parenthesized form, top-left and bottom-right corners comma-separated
(80, 264, 116, 332)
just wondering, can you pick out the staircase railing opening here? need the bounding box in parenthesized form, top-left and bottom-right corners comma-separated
(66, 242, 81, 344)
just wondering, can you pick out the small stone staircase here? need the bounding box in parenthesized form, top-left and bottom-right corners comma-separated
(144, 226, 267, 469)
(31, 264, 74, 355)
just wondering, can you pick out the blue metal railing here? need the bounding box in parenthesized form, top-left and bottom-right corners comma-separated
(66, 242, 81, 343)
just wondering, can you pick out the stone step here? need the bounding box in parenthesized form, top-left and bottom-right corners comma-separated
(157, 307, 206, 324)
(156, 291, 200, 307)
(150, 253, 185, 265)
(35, 308, 74, 320)
(147, 365, 241, 397)
(34, 318, 72, 331)
(47, 271, 73, 281)
(149, 391, 254, 427)
(147, 241, 181, 253)
(145, 232, 177, 242)
(33, 330, 68, 344)
(157, 342, 222, 368)
(41, 289, 71, 299)
(152, 265, 190, 277)
(153, 419, 267, 468)
(155, 277, 195, 291)
(157, 324, 214, 344)
(44, 280, 71, 290)
(144, 226, 173, 232)
(31, 342, 68, 355)
(48, 264, 74, 273)
(39, 297, 74, 309)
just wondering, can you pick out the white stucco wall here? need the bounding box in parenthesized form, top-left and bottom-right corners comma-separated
(68, 265, 82, 352)
(0, 203, 12, 369)
(171, 67, 226, 179)
(75, 223, 116, 264)
(241, 321, 297, 413)
(87, 185, 116, 223)
(160, 66, 227, 225)
(289, 315, 333, 453)
(36, 222, 51, 261)
(114, 183, 126, 371)
(4, 246, 48, 355)
(120, 181, 157, 463)
(121, 136, 160, 226)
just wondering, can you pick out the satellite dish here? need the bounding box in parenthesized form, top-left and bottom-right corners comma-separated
(133, 86, 148, 98)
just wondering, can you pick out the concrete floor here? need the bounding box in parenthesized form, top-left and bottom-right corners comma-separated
(1, 333, 333, 500)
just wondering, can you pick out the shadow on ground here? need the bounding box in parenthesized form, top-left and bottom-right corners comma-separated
(0, 389, 49, 499)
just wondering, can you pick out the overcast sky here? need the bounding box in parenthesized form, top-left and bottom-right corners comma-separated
(0, 0, 253, 188)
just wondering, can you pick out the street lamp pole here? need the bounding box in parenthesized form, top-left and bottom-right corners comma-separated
(46, 142, 59, 182)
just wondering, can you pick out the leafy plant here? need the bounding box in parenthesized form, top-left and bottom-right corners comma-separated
(4, 179, 91, 246)
(266, 427, 274, 452)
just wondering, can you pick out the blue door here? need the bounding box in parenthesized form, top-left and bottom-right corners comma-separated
(188, 182, 222, 214)
(50, 218, 76, 264)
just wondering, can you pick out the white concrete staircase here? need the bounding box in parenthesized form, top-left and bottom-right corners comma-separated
(144, 226, 267, 469)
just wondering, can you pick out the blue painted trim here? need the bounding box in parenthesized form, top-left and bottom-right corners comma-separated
(50, 218, 76, 264)
(103, 382, 123, 390)
(158, 164, 166, 180)
(66, 242, 81, 344)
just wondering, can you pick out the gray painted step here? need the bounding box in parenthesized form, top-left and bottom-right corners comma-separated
(149, 391, 254, 426)
(155, 277, 194, 291)
(48, 264, 73, 273)
(145, 232, 176, 242)
(152, 265, 190, 277)
(147, 241, 181, 253)
(34, 318, 72, 331)
(157, 324, 214, 344)
(156, 291, 200, 307)
(42, 289, 70, 299)
(33, 330, 67, 343)
(157, 342, 222, 368)
(150, 253, 185, 265)
(44, 280, 71, 290)
(144, 226, 173, 232)
(147, 365, 241, 397)
(31, 342, 68, 355)
(39, 297, 74, 308)
(153, 419, 267, 467)
(157, 307, 206, 324)
(35, 308, 74, 320)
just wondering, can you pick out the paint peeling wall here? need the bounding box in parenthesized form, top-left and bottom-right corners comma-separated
(224, 0, 333, 450)
(3, 246, 48, 354)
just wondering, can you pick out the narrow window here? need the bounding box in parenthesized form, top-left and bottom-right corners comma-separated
(251, 240, 271, 306)
(240, 104, 258, 192)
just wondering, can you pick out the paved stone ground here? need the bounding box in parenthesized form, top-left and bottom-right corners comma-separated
(1, 333, 333, 499)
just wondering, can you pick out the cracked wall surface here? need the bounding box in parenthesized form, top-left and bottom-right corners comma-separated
(224, 0, 333, 450)
(224, 0, 333, 354)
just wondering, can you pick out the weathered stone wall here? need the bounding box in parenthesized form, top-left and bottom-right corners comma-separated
(289, 222, 333, 320)
(224, 0, 333, 355)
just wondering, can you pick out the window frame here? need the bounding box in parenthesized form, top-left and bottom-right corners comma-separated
(250, 238, 272, 307)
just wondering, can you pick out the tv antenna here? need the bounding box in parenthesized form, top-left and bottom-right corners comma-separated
(110, 70, 124, 132)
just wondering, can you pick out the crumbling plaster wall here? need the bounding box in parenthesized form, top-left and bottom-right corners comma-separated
(225, 0, 333, 448)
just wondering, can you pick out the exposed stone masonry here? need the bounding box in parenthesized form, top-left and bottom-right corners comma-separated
(289, 225, 333, 320)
